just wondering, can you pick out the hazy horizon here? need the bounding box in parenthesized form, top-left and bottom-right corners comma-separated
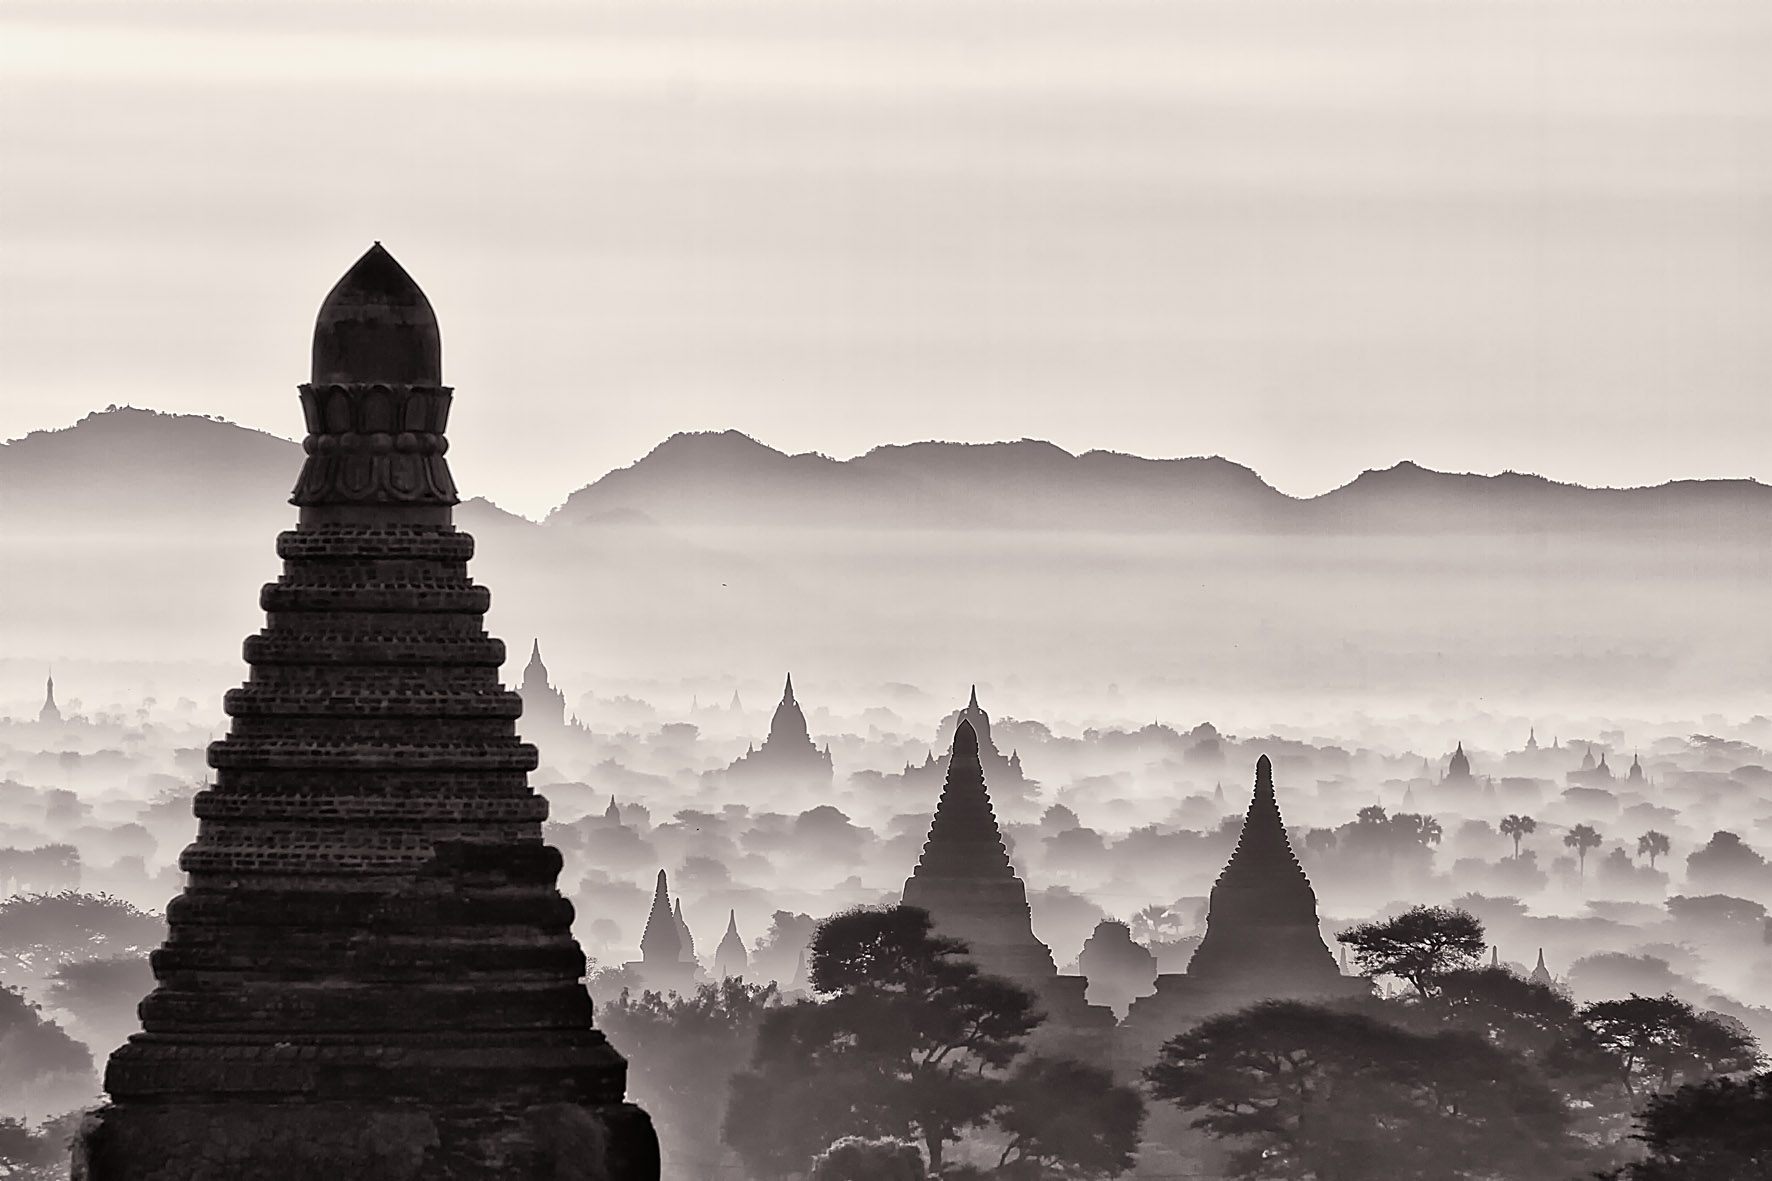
(5, 0, 1770, 518)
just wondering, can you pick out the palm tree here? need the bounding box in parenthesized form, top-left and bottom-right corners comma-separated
(1131, 904, 1175, 943)
(1565, 824, 1603, 880)
(1499, 814, 1537, 859)
(1637, 830, 1671, 869)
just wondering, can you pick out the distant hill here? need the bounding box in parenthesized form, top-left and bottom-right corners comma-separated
(549, 430, 1772, 536)
(7, 410, 1772, 537)
(0, 407, 301, 524)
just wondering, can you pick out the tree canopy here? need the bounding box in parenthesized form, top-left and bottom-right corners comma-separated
(724, 905, 1143, 1180)
(1146, 1000, 1579, 1181)
(1603, 1070, 1772, 1180)
(598, 977, 780, 1179)
(1335, 905, 1486, 997)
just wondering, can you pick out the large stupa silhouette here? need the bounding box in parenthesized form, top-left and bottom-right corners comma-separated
(75, 245, 657, 1181)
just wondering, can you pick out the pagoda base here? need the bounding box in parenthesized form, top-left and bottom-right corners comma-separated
(73, 1097, 659, 1181)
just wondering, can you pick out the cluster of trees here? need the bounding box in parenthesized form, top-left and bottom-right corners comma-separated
(602, 902, 1769, 1180)
(1137, 904, 1768, 1179)
(605, 906, 1144, 1181)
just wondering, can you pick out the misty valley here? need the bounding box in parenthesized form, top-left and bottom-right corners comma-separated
(3, 524, 1771, 1178)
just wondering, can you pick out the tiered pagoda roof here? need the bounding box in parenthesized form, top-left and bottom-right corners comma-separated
(1183, 755, 1341, 986)
(79, 244, 656, 1181)
(901, 720, 1055, 983)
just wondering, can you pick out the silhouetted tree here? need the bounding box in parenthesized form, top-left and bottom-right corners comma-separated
(599, 977, 780, 1178)
(1565, 825, 1603, 880)
(809, 1137, 926, 1181)
(725, 906, 1039, 1174)
(1418, 965, 1579, 1061)
(1336, 905, 1486, 997)
(1686, 831, 1772, 894)
(1146, 1001, 1579, 1181)
(0, 892, 163, 982)
(1602, 1071, 1772, 1180)
(1500, 814, 1537, 859)
(1565, 994, 1760, 1099)
(1636, 831, 1671, 870)
(994, 1056, 1144, 1181)
(1392, 813, 1443, 847)
(0, 984, 92, 1111)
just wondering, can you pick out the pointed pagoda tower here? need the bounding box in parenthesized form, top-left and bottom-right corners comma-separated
(519, 639, 567, 730)
(1122, 756, 1365, 1057)
(631, 870, 693, 994)
(1185, 756, 1343, 986)
(901, 721, 1110, 1044)
(902, 720, 1056, 983)
(76, 245, 656, 1181)
(673, 899, 696, 966)
(722, 673, 832, 787)
(38, 673, 61, 725)
(715, 911, 748, 980)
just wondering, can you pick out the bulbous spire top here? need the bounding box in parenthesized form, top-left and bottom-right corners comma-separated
(312, 243, 442, 386)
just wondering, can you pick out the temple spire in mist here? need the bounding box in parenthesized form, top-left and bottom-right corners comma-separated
(901, 719, 1057, 982)
(715, 911, 747, 980)
(1185, 755, 1341, 984)
(674, 898, 695, 964)
(909, 721, 1014, 881)
(641, 870, 681, 964)
(39, 672, 61, 725)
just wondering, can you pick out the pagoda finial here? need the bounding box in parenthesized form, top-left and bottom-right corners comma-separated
(968, 684, 979, 710)
(782, 673, 795, 704)
(310, 242, 441, 386)
(293, 244, 457, 511)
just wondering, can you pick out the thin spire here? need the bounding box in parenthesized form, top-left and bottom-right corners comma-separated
(674, 898, 695, 961)
(908, 720, 1013, 882)
(1212, 754, 1311, 890)
(782, 673, 795, 704)
(640, 870, 680, 963)
(1186, 755, 1337, 984)
(968, 684, 979, 710)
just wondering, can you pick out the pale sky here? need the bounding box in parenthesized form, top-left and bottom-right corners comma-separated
(2, 0, 1768, 518)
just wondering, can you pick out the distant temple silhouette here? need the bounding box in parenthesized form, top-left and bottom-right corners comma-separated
(715, 911, 748, 980)
(518, 640, 568, 729)
(1568, 744, 1615, 787)
(75, 244, 656, 1180)
(630, 869, 696, 994)
(38, 673, 61, 725)
(889, 687, 1036, 809)
(901, 720, 1112, 1047)
(1445, 741, 1473, 784)
(1122, 755, 1366, 1054)
(722, 674, 833, 788)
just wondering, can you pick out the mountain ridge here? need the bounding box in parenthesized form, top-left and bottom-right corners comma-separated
(6, 410, 1770, 535)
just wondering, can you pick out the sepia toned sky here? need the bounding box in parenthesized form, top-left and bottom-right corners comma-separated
(2, 0, 1769, 519)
